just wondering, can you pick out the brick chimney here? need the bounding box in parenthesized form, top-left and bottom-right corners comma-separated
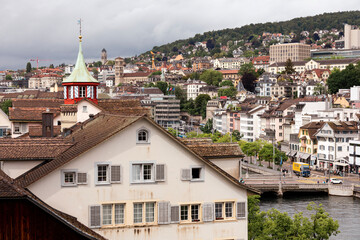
(42, 109, 54, 137)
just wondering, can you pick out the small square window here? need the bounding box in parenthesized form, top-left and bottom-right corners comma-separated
(83, 106, 87, 113)
(191, 167, 202, 180)
(62, 171, 76, 186)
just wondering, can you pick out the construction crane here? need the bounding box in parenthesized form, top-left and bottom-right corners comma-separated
(30, 57, 52, 69)
(150, 51, 155, 70)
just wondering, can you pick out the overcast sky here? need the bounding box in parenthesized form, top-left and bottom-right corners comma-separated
(0, 0, 358, 70)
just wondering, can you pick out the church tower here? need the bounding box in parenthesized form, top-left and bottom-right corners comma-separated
(101, 48, 107, 65)
(62, 35, 100, 105)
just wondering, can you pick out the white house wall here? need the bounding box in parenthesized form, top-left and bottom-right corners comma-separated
(77, 101, 102, 123)
(28, 119, 249, 240)
(2, 160, 43, 178)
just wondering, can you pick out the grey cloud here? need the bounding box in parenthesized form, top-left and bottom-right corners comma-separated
(0, 0, 358, 69)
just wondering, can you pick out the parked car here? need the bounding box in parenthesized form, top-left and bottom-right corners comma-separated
(330, 178, 343, 184)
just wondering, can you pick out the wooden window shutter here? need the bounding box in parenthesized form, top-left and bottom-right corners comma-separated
(89, 205, 101, 228)
(110, 165, 121, 183)
(77, 172, 87, 184)
(202, 202, 214, 222)
(181, 169, 191, 181)
(87, 86, 91, 98)
(157, 201, 170, 224)
(170, 205, 180, 223)
(74, 86, 79, 98)
(236, 202, 246, 219)
(155, 164, 165, 181)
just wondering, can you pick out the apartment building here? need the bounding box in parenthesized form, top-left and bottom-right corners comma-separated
(152, 95, 180, 129)
(316, 121, 358, 171)
(269, 43, 310, 64)
(344, 24, 360, 49)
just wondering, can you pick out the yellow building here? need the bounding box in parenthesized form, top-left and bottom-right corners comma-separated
(298, 122, 325, 163)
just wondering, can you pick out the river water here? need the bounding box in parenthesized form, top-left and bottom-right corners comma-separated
(260, 194, 360, 240)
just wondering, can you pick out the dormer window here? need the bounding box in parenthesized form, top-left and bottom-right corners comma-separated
(137, 129, 149, 143)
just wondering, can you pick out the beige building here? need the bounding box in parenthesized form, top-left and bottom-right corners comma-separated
(344, 24, 360, 49)
(3, 114, 258, 240)
(269, 43, 310, 64)
(114, 57, 125, 86)
(28, 74, 62, 89)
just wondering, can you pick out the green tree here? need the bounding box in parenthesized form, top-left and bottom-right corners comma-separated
(218, 86, 237, 98)
(26, 62, 32, 73)
(167, 128, 178, 137)
(248, 195, 340, 240)
(258, 143, 286, 168)
(327, 63, 360, 94)
(175, 86, 187, 110)
(155, 81, 169, 94)
(49, 64, 54, 68)
(232, 130, 242, 141)
(238, 63, 257, 92)
(313, 83, 326, 95)
(5, 75, 12, 80)
(200, 69, 223, 86)
(92, 68, 99, 76)
(285, 59, 295, 74)
(200, 118, 213, 134)
(149, 71, 162, 76)
(220, 80, 234, 87)
(0, 100, 12, 115)
(195, 94, 211, 119)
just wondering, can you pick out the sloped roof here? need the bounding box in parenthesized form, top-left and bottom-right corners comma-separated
(0, 170, 106, 240)
(327, 121, 358, 131)
(63, 38, 98, 84)
(186, 142, 244, 159)
(14, 113, 259, 194)
(9, 107, 59, 121)
(300, 121, 326, 140)
(98, 99, 151, 115)
(0, 139, 72, 160)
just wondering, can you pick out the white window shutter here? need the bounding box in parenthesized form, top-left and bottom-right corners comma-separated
(96, 86, 98, 98)
(181, 169, 191, 181)
(87, 86, 91, 98)
(155, 164, 165, 182)
(89, 205, 101, 228)
(74, 86, 79, 98)
(158, 201, 170, 224)
(110, 165, 121, 183)
(170, 205, 180, 223)
(202, 202, 214, 222)
(91, 86, 94, 98)
(77, 172, 87, 184)
(63, 86, 67, 99)
(236, 202, 246, 219)
(70, 86, 74, 99)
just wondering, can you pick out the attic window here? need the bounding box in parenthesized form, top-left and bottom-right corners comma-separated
(137, 128, 150, 144)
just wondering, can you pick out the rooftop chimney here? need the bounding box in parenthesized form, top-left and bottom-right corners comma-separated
(42, 111, 54, 138)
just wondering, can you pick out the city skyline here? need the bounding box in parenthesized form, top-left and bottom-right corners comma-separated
(0, 0, 359, 70)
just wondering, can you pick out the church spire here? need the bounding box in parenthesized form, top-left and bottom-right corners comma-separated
(62, 26, 100, 105)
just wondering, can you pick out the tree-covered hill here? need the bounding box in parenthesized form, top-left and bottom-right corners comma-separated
(148, 11, 360, 56)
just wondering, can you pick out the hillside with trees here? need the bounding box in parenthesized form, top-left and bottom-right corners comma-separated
(146, 11, 360, 57)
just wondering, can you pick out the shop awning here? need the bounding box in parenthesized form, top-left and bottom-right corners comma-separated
(300, 153, 310, 160)
(334, 162, 349, 167)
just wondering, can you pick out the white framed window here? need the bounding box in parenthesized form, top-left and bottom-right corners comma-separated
(61, 170, 88, 187)
(83, 105, 88, 113)
(95, 163, 121, 185)
(136, 128, 150, 144)
(180, 204, 201, 223)
(97, 164, 109, 183)
(191, 166, 204, 181)
(215, 201, 234, 220)
(62, 170, 76, 186)
(131, 162, 164, 183)
(100, 203, 125, 226)
(133, 202, 156, 224)
(79, 86, 86, 97)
